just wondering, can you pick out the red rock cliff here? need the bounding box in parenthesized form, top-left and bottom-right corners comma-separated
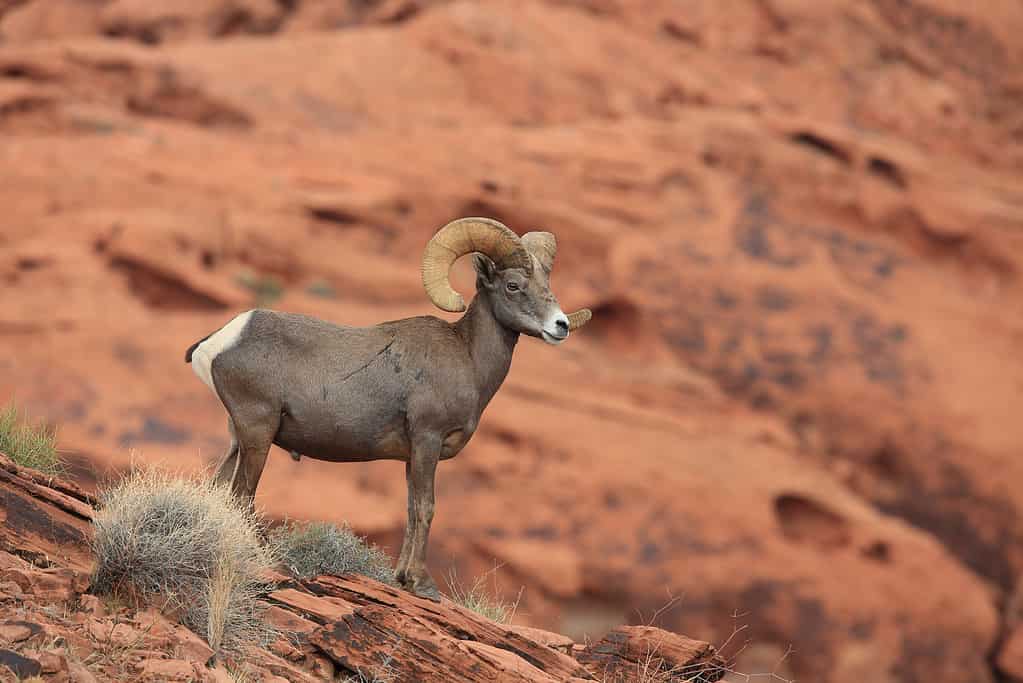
(1, 1, 1022, 680)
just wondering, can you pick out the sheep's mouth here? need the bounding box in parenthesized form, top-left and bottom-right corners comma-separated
(541, 330, 567, 345)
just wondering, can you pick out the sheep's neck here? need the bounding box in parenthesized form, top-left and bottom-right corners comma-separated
(455, 294, 518, 409)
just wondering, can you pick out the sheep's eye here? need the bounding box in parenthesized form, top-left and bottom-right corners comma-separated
(506, 281, 520, 292)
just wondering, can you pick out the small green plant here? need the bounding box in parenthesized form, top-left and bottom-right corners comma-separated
(235, 269, 284, 306)
(0, 402, 61, 475)
(273, 521, 396, 585)
(70, 115, 119, 135)
(445, 566, 520, 624)
(91, 469, 278, 653)
(305, 279, 337, 299)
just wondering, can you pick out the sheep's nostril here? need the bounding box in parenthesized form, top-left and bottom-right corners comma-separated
(555, 319, 569, 334)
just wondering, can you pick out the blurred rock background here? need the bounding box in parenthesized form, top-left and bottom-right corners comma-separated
(1, 1, 1022, 680)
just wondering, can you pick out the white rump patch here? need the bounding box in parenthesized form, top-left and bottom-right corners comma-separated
(190, 310, 254, 395)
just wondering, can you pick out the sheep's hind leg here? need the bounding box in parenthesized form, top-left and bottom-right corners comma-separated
(213, 419, 240, 489)
(233, 419, 278, 505)
(219, 400, 280, 505)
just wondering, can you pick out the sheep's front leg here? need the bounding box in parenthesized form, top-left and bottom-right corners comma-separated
(405, 438, 441, 601)
(395, 460, 415, 588)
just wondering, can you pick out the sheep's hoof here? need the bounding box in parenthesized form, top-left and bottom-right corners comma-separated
(408, 573, 441, 602)
(414, 584, 441, 602)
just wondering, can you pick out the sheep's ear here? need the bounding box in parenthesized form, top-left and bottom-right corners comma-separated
(473, 253, 498, 288)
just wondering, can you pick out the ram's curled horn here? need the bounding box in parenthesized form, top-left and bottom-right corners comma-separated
(422, 217, 532, 312)
(567, 308, 592, 331)
(522, 231, 557, 272)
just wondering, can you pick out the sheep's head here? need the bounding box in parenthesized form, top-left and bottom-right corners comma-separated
(422, 217, 591, 344)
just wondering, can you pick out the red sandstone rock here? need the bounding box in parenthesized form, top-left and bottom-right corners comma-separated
(77, 595, 102, 617)
(171, 624, 215, 666)
(504, 623, 575, 653)
(31, 568, 89, 603)
(204, 665, 235, 683)
(135, 658, 196, 680)
(268, 637, 303, 662)
(266, 587, 356, 623)
(305, 653, 335, 680)
(0, 0, 104, 43)
(0, 623, 34, 645)
(304, 575, 592, 681)
(576, 626, 725, 682)
(100, 0, 283, 44)
(261, 604, 318, 634)
(238, 648, 321, 683)
(0, 650, 41, 679)
(67, 661, 99, 683)
(0, 2, 1021, 681)
(87, 619, 140, 647)
(998, 626, 1023, 681)
(37, 651, 68, 674)
(0, 570, 31, 594)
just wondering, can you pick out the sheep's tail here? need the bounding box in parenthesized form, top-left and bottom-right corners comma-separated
(184, 333, 213, 363)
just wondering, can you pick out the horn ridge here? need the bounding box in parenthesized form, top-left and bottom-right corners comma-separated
(567, 308, 592, 331)
(421, 217, 530, 312)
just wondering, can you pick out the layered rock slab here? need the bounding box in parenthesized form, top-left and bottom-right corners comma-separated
(0, 454, 728, 682)
(0, 1, 1022, 681)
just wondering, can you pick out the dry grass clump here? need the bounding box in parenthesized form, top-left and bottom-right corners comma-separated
(273, 521, 396, 585)
(90, 469, 278, 653)
(0, 402, 61, 475)
(445, 566, 520, 624)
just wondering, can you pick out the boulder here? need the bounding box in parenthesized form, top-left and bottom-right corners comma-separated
(576, 626, 726, 682)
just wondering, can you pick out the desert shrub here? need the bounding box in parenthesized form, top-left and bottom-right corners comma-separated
(0, 402, 61, 475)
(305, 279, 337, 299)
(273, 521, 396, 585)
(90, 469, 278, 652)
(445, 567, 520, 624)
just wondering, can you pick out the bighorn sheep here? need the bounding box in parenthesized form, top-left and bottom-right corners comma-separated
(185, 217, 591, 599)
